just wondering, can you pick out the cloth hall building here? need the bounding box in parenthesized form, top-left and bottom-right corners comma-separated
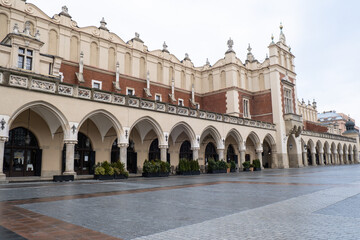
(0, 0, 359, 181)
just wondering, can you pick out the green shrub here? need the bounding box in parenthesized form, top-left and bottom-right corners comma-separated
(143, 160, 153, 174)
(107, 166, 114, 175)
(111, 161, 129, 176)
(218, 160, 228, 170)
(160, 161, 170, 173)
(113, 167, 121, 175)
(94, 166, 105, 175)
(242, 161, 250, 169)
(207, 158, 216, 172)
(253, 159, 261, 169)
(190, 160, 200, 171)
(230, 161, 236, 170)
(143, 159, 170, 174)
(178, 159, 200, 173)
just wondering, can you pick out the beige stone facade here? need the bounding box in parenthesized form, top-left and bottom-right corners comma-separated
(0, 0, 358, 181)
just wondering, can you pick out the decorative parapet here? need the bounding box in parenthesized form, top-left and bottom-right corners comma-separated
(302, 130, 356, 143)
(0, 73, 277, 131)
(284, 113, 303, 136)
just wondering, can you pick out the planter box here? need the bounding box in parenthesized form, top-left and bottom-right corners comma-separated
(53, 175, 74, 182)
(254, 167, 262, 171)
(243, 168, 250, 172)
(142, 172, 169, 177)
(208, 169, 227, 174)
(230, 169, 236, 172)
(94, 175, 114, 180)
(178, 171, 201, 176)
(114, 174, 128, 179)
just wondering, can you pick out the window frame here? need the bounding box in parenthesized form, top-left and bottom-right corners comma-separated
(126, 87, 135, 96)
(155, 94, 162, 102)
(18, 47, 33, 71)
(243, 98, 250, 119)
(91, 80, 102, 90)
(283, 87, 293, 114)
(178, 98, 184, 106)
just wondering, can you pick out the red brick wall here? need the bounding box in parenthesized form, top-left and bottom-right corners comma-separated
(238, 91, 273, 123)
(202, 92, 226, 113)
(304, 121, 328, 133)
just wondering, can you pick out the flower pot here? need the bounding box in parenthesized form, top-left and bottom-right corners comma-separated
(249, 167, 254, 172)
(226, 168, 230, 173)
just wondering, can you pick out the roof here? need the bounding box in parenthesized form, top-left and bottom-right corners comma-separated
(318, 112, 343, 121)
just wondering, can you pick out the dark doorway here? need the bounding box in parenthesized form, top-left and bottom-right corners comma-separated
(245, 154, 251, 162)
(4, 127, 42, 177)
(149, 139, 160, 161)
(205, 142, 218, 163)
(226, 144, 237, 164)
(111, 138, 119, 163)
(127, 140, 137, 173)
(307, 149, 312, 165)
(179, 140, 193, 160)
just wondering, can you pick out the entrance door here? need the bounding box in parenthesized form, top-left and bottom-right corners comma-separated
(127, 140, 137, 173)
(4, 127, 41, 177)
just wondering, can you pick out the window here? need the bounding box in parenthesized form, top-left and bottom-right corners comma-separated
(243, 98, 250, 118)
(284, 88, 293, 114)
(91, 80, 102, 90)
(18, 48, 33, 70)
(155, 94, 162, 102)
(126, 88, 135, 96)
(178, 98, 184, 106)
(196, 103, 200, 110)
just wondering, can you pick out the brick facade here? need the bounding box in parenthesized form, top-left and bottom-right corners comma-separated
(303, 121, 328, 133)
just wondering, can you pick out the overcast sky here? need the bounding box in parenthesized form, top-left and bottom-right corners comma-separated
(30, 0, 360, 123)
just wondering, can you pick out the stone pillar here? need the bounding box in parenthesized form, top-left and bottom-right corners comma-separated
(326, 153, 330, 165)
(256, 149, 264, 169)
(159, 145, 168, 162)
(319, 152, 325, 165)
(311, 152, 317, 166)
(338, 152, 343, 165)
(271, 149, 278, 168)
(302, 151, 308, 166)
(350, 153, 354, 164)
(63, 140, 77, 175)
(239, 150, 245, 170)
(334, 152, 338, 165)
(0, 137, 7, 181)
(192, 147, 199, 161)
(217, 148, 225, 161)
(344, 152, 349, 164)
(119, 143, 128, 170)
(354, 151, 359, 164)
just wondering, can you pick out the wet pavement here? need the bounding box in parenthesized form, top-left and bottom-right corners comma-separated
(1, 165, 360, 239)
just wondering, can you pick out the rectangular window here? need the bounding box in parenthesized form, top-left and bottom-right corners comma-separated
(127, 88, 135, 96)
(243, 98, 250, 118)
(91, 80, 102, 90)
(18, 48, 33, 70)
(196, 103, 200, 110)
(155, 94, 162, 102)
(178, 98, 184, 106)
(284, 88, 293, 114)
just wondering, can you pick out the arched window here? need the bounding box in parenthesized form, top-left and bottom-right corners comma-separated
(208, 74, 213, 92)
(220, 70, 226, 89)
(4, 127, 41, 177)
(48, 30, 58, 55)
(108, 47, 116, 71)
(90, 42, 98, 67)
(25, 21, 35, 36)
(0, 14, 8, 41)
(169, 66, 174, 85)
(181, 70, 186, 89)
(125, 52, 132, 75)
(179, 141, 192, 161)
(205, 142, 218, 162)
(157, 62, 163, 83)
(70, 36, 79, 62)
(148, 139, 160, 161)
(140, 57, 146, 79)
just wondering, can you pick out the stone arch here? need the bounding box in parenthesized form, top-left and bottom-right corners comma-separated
(348, 145, 353, 163)
(90, 41, 99, 67)
(337, 143, 343, 164)
(48, 29, 58, 55)
(8, 101, 69, 139)
(200, 125, 222, 149)
(315, 140, 323, 165)
(244, 131, 261, 164)
(78, 109, 123, 143)
(130, 116, 164, 145)
(263, 134, 276, 168)
(0, 13, 9, 40)
(225, 128, 243, 148)
(246, 131, 261, 148)
(70, 36, 79, 62)
(287, 134, 299, 168)
(108, 47, 116, 71)
(307, 139, 315, 166)
(169, 121, 196, 148)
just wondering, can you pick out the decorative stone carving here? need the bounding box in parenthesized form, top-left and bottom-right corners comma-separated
(99, 17, 108, 31)
(190, 109, 197, 117)
(224, 116, 230, 122)
(75, 52, 84, 83)
(140, 100, 155, 110)
(184, 53, 191, 61)
(31, 79, 56, 93)
(113, 62, 121, 90)
(78, 88, 91, 99)
(34, 30, 40, 40)
(230, 117, 238, 124)
(58, 84, 73, 96)
(207, 113, 215, 120)
(144, 71, 152, 97)
(169, 78, 176, 102)
(13, 23, 19, 34)
(156, 103, 166, 112)
(0, 72, 3, 84)
(162, 41, 169, 53)
(0, 118, 5, 130)
(9, 75, 28, 88)
(216, 114, 223, 121)
(226, 37, 235, 54)
(177, 107, 188, 116)
(0, 0, 12, 7)
(24, 5, 34, 15)
(94, 91, 111, 102)
(128, 98, 139, 107)
(168, 105, 176, 114)
(199, 111, 206, 119)
(59, 6, 71, 18)
(112, 95, 125, 105)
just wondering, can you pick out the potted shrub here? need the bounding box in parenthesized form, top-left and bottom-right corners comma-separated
(112, 161, 129, 179)
(177, 159, 200, 175)
(94, 161, 114, 180)
(242, 161, 250, 171)
(142, 159, 170, 177)
(208, 159, 227, 174)
(230, 161, 236, 172)
(253, 159, 261, 171)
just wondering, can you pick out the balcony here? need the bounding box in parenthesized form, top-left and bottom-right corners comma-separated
(284, 113, 303, 136)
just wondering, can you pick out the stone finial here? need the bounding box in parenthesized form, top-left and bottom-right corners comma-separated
(132, 32, 144, 43)
(99, 17, 108, 31)
(13, 23, 19, 34)
(135, 32, 140, 38)
(23, 22, 31, 36)
(59, 5, 71, 18)
(184, 53, 191, 61)
(279, 22, 286, 45)
(265, 53, 269, 59)
(246, 43, 255, 62)
(206, 58, 210, 66)
(247, 43, 252, 53)
(226, 37, 235, 54)
(312, 99, 317, 109)
(35, 29, 40, 40)
(162, 41, 169, 53)
(302, 98, 305, 104)
(271, 34, 274, 44)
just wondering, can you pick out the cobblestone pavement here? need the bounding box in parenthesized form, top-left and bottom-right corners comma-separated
(1, 165, 360, 239)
